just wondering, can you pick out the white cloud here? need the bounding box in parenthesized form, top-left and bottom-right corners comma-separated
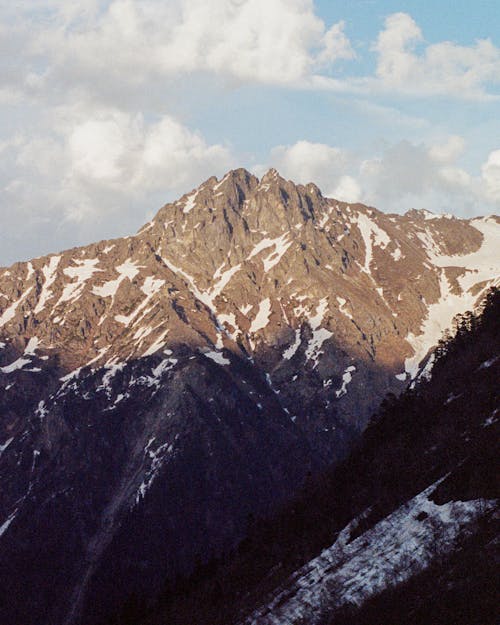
(438, 166, 472, 190)
(63, 108, 232, 199)
(264, 136, 500, 217)
(0, 3, 498, 266)
(360, 141, 435, 201)
(316, 20, 356, 67)
(373, 12, 500, 98)
(0, 104, 232, 261)
(330, 175, 361, 203)
(64, 106, 231, 209)
(0, 106, 219, 231)
(354, 138, 500, 215)
(428, 135, 465, 163)
(16, 0, 353, 93)
(482, 150, 500, 202)
(2, 5, 499, 104)
(268, 140, 361, 203)
(68, 115, 136, 184)
(268, 140, 350, 191)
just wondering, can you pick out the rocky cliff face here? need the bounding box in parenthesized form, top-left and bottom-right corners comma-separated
(0, 168, 498, 624)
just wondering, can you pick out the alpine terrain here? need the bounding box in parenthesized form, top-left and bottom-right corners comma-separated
(152, 287, 498, 625)
(0, 168, 498, 625)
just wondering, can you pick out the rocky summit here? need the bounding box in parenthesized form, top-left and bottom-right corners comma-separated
(0, 168, 499, 625)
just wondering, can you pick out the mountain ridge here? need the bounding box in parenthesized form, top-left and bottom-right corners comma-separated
(0, 168, 498, 624)
(139, 288, 498, 625)
(1, 168, 497, 387)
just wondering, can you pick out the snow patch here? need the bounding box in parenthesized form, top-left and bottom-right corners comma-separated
(162, 257, 241, 315)
(212, 264, 241, 299)
(24, 337, 39, 356)
(0, 286, 33, 327)
(151, 356, 178, 378)
(34, 255, 61, 314)
(59, 367, 82, 384)
(136, 440, 174, 503)
(58, 258, 102, 304)
(248, 234, 293, 272)
(336, 296, 353, 320)
(115, 277, 165, 326)
(0, 437, 14, 457)
(217, 313, 240, 340)
(354, 212, 391, 274)
(0, 509, 18, 538)
(433, 217, 500, 292)
(304, 298, 333, 368)
(183, 189, 199, 213)
(35, 400, 48, 419)
(404, 267, 497, 379)
(249, 298, 272, 333)
(92, 259, 141, 299)
(133, 326, 153, 342)
(479, 356, 498, 369)
(391, 246, 403, 261)
(242, 482, 495, 625)
(283, 328, 301, 360)
(336, 365, 356, 398)
(203, 350, 230, 365)
(1, 358, 32, 373)
(262, 234, 293, 272)
(213, 173, 230, 191)
(141, 327, 170, 357)
(1, 335, 44, 373)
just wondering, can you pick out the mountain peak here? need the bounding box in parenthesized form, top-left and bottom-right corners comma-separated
(1, 170, 497, 383)
(0, 169, 499, 625)
(260, 167, 280, 182)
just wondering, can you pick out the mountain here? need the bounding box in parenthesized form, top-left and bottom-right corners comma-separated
(236, 288, 500, 625)
(0, 168, 498, 624)
(140, 288, 500, 625)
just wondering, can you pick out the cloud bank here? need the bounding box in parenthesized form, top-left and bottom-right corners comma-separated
(268, 137, 500, 216)
(0, 2, 499, 264)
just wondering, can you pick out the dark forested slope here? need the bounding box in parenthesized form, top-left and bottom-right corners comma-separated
(137, 287, 499, 625)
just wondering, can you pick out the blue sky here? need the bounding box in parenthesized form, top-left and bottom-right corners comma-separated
(0, 0, 499, 264)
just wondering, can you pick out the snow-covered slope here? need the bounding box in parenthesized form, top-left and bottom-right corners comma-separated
(243, 485, 494, 625)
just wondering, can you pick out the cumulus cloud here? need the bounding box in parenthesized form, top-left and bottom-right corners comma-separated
(264, 136, 500, 216)
(2, 5, 499, 104)
(9, 0, 353, 95)
(269, 140, 349, 187)
(0, 3, 498, 265)
(331, 175, 361, 203)
(63, 107, 231, 201)
(428, 135, 465, 163)
(357, 139, 500, 215)
(482, 150, 500, 202)
(268, 140, 361, 203)
(315, 21, 356, 67)
(373, 12, 500, 98)
(0, 105, 232, 262)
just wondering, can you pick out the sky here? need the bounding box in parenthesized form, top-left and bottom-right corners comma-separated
(0, 0, 499, 265)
